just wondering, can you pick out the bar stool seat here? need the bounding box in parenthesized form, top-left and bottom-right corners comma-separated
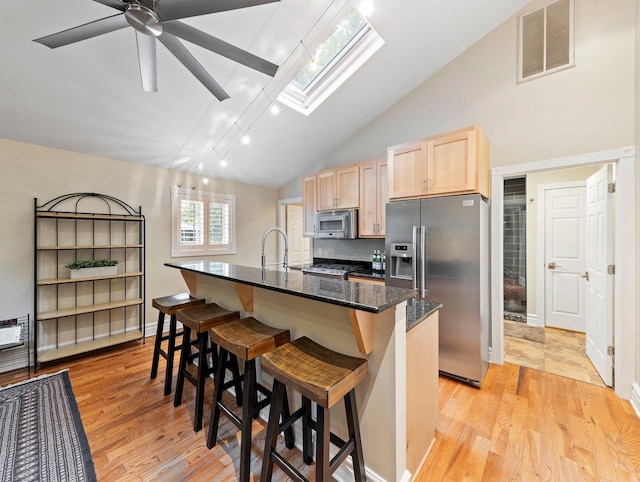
(150, 293, 205, 396)
(174, 303, 241, 432)
(207, 317, 295, 482)
(260, 337, 368, 482)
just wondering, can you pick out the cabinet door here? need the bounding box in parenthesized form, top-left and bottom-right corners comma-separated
(427, 129, 476, 195)
(377, 160, 388, 235)
(359, 162, 378, 237)
(335, 166, 359, 209)
(388, 141, 427, 199)
(302, 175, 317, 236)
(359, 160, 387, 238)
(317, 171, 337, 211)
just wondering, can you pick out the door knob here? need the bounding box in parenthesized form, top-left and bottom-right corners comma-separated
(547, 262, 562, 269)
(580, 271, 590, 281)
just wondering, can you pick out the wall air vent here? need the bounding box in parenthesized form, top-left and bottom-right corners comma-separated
(517, 0, 574, 83)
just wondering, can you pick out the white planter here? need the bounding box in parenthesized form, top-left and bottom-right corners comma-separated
(69, 265, 118, 279)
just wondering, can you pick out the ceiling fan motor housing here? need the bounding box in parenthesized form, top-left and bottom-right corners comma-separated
(125, 3, 163, 37)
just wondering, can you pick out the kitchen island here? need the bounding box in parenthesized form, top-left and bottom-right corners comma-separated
(165, 260, 440, 481)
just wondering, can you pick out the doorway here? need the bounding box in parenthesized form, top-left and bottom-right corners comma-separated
(493, 148, 636, 399)
(277, 197, 311, 267)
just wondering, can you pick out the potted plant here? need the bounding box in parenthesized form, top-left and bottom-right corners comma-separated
(65, 259, 119, 279)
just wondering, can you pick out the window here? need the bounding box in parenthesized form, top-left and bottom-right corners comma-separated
(171, 188, 236, 257)
(517, 0, 574, 83)
(278, 8, 384, 115)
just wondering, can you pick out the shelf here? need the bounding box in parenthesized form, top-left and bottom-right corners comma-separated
(37, 212, 143, 221)
(38, 298, 143, 320)
(35, 194, 145, 370)
(37, 244, 143, 251)
(37, 330, 143, 363)
(37, 271, 144, 285)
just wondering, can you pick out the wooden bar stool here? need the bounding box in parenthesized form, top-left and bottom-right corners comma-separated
(174, 303, 242, 432)
(150, 293, 205, 396)
(260, 337, 368, 482)
(207, 317, 295, 482)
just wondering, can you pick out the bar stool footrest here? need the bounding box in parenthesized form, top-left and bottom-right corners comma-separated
(271, 450, 307, 482)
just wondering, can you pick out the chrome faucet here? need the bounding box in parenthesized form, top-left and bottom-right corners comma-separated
(261, 227, 288, 270)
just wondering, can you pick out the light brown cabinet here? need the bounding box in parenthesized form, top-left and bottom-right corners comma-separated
(347, 275, 385, 286)
(359, 159, 388, 237)
(388, 125, 490, 200)
(316, 166, 359, 211)
(302, 175, 317, 237)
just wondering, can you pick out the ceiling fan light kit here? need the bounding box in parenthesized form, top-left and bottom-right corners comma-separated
(33, 0, 281, 101)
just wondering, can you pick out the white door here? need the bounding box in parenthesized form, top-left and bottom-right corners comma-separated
(585, 165, 614, 386)
(544, 186, 587, 331)
(286, 204, 310, 266)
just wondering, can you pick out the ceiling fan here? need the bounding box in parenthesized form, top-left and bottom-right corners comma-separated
(33, 0, 280, 101)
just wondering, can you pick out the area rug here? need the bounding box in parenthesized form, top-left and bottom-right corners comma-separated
(504, 319, 545, 343)
(0, 370, 96, 482)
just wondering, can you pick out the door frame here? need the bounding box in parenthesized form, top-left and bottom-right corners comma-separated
(536, 180, 587, 330)
(491, 146, 636, 400)
(277, 197, 307, 265)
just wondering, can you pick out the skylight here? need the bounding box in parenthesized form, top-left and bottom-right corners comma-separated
(278, 8, 384, 116)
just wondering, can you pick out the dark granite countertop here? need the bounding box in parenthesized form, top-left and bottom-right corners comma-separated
(406, 299, 443, 332)
(165, 260, 416, 314)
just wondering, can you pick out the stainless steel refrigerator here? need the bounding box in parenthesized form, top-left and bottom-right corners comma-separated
(385, 194, 490, 386)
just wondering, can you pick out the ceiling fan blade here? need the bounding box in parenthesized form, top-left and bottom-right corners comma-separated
(156, 0, 280, 22)
(33, 14, 129, 49)
(92, 0, 127, 11)
(158, 34, 230, 101)
(163, 21, 278, 77)
(135, 31, 158, 92)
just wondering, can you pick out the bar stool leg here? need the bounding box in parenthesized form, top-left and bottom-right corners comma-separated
(174, 326, 191, 408)
(228, 354, 244, 406)
(345, 389, 366, 481)
(150, 311, 165, 380)
(207, 348, 228, 449)
(282, 389, 295, 450)
(194, 331, 210, 432)
(239, 359, 256, 482)
(162, 314, 180, 396)
(302, 396, 313, 464)
(316, 406, 331, 482)
(260, 380, 285, 482)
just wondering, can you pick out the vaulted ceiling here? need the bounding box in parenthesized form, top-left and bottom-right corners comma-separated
(0, 0, 530, 188)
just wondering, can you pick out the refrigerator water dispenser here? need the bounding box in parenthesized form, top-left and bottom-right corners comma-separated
(389, 242, 413, 280)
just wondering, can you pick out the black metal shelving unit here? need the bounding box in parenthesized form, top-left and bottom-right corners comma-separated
(34, 193, 145, 371)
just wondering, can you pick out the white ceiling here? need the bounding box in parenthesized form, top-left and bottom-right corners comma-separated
(0, 0, 530, 189)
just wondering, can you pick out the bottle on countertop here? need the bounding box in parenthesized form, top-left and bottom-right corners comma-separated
(373, 249, 383, 271)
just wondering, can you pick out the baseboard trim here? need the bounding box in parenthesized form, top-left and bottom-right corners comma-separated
(527, 313, 541, 327)
(631, 383, 640, 419)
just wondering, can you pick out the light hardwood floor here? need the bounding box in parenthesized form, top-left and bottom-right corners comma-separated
(1, 340, 639, 481)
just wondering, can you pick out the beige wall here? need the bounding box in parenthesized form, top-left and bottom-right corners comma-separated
(0, 139, 278, 368)
(280, 0, 636, 197)
(524, 165, 602, 321)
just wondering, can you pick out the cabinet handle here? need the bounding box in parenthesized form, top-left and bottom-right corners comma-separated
(427, 177, 432, 190)
(422, 180, 426, 191)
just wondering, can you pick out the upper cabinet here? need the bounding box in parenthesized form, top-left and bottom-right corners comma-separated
(388, 125, 490, 200)
(302, 175, 317, 237)
(359, 159, 388, 237)
(317, 166, 359, 211)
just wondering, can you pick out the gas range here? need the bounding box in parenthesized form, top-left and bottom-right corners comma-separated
(301, 263, 366, 279)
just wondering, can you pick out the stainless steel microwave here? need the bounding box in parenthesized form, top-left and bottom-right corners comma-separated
(314, 209, 358, 239)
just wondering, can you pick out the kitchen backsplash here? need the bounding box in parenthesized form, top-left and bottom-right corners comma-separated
(313, 238, 385, 262)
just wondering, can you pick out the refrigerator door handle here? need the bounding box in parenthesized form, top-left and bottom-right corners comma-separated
(412, 226, 418, 291)
(420, 226, 427, 298)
